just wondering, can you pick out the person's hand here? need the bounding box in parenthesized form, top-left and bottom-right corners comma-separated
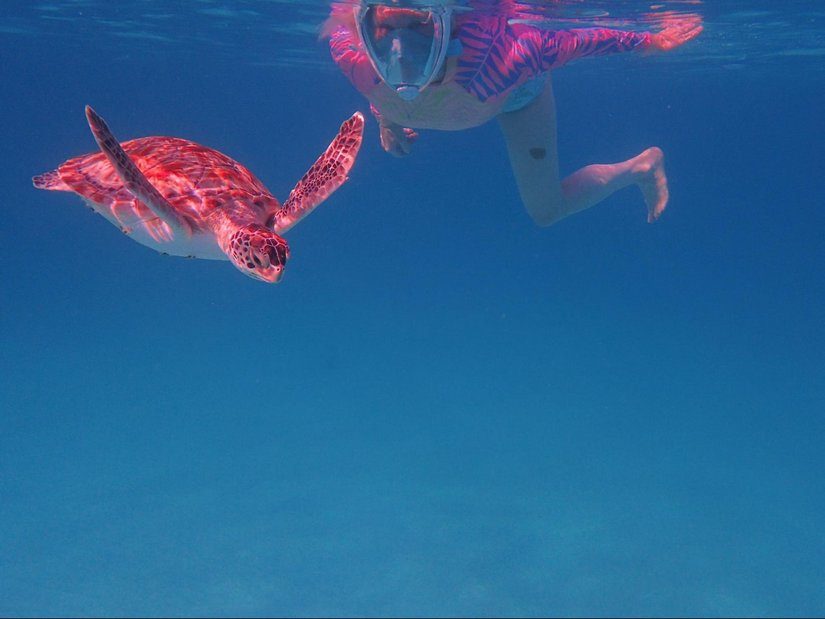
(379, 123, 418, 157)
(649, 14, 703, 53)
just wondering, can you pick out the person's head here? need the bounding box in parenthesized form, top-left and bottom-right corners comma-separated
(354, 3, 454, 100)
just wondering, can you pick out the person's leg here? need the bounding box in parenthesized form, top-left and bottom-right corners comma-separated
(497, 76, 669, 226)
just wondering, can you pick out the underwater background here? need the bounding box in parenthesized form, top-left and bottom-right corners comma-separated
(1, 1, 824, 616)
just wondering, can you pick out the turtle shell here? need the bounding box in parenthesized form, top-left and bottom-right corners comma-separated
(45, 137, 281, 247)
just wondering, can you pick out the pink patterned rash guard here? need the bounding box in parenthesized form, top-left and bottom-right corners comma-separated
(329, 13, 653, 113)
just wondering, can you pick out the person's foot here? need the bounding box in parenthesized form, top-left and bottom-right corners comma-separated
(634, 147, 669, 222)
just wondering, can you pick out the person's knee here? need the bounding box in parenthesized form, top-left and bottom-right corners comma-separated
(525, 201, 565, 227)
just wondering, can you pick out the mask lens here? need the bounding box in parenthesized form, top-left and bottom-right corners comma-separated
(357, 5, 452, 99)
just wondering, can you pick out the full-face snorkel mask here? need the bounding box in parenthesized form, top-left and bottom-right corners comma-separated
(354, 3, 453, 101)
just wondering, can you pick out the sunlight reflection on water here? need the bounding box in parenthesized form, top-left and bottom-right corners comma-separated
(5, 1, 824, 75)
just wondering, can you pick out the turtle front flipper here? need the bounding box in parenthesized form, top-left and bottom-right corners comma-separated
(270, 112, 365, 234)
(84, 106, 193, 237)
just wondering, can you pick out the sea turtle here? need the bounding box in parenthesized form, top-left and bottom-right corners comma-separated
(33, 106, 364, 283)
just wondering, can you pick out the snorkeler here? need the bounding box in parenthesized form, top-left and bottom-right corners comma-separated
(323, 2, 702, 225)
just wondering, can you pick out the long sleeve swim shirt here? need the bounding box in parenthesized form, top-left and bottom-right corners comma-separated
(329, 14, 653, 104)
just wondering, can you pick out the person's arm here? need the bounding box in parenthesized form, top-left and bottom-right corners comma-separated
(454, 13, 701, 101)
(547, 27, 651, 66)
(329, 26, 418, 156)
(455, 20, 653, 100)
(531, 15, 702, 70)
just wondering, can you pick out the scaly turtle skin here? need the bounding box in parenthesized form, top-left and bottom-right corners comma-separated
(33, 106, 364, 283)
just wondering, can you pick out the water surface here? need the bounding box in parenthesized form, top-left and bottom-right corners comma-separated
(1, 1, 824, 616)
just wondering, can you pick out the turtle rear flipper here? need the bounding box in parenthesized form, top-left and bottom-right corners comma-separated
(270, 111, 365, 234)
(33, 170, 71, 191)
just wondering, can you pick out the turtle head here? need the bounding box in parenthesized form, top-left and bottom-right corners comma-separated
(226, 224, 290, 283)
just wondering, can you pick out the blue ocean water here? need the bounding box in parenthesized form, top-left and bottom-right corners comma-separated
(1, 1, 824, 616)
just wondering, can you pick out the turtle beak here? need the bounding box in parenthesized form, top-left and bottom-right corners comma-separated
(253, 264, 285, 284)
(269, 267, 285, 283)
